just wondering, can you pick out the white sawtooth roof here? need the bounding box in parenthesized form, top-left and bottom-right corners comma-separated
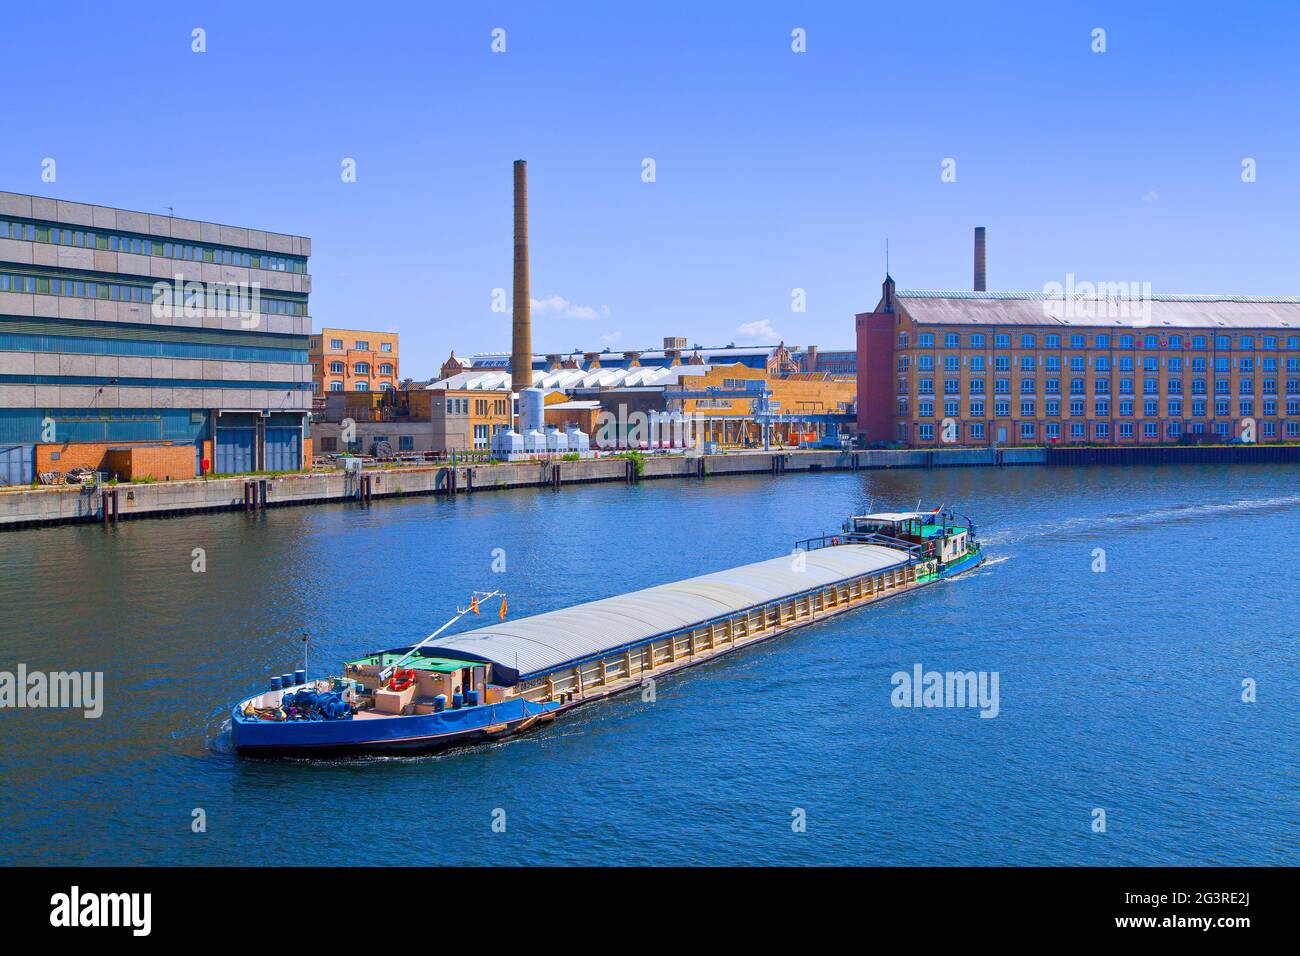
(426, 544, 907, 679)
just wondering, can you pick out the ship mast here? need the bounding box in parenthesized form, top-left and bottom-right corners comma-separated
(381, 589, 502, 681)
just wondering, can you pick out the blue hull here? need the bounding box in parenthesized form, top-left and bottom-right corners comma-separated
(938, 548, 985, 578)
(231, 695, 562, 756)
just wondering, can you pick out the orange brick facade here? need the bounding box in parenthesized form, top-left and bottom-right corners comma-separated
(310, 327, 399, 395)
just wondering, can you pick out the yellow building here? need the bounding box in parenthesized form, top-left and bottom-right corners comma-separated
(670, 364, 855, 447)
(309, 327, 399, 395)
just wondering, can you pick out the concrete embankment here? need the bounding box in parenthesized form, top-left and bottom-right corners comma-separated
(0, 447, 1046, 529)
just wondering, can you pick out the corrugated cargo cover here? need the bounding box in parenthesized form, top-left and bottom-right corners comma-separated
(424, 544, 908, 683)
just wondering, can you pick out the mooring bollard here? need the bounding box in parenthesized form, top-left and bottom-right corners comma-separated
(111, 488, 120, 523)
(101, 489, 110, 524)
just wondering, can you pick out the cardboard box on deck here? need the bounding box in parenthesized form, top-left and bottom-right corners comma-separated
(374, 684, 416, 715)
(415, 671, 453, 698)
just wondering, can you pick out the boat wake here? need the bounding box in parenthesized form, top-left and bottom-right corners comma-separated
(981, 494, 1300, 546)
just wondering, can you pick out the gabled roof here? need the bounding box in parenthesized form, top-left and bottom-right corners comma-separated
(894, 290, 1300, 330)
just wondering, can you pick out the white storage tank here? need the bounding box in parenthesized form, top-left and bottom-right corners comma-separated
(519, 388, 546, 433)
(565, 424, 591, 455)
(545, 427, 569, 453)
(491, 428, 525, 460)
(523, 428, 547, 454)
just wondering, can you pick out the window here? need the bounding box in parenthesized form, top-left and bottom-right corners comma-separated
(898, 331, 910, 348)
(944, 355, 960, 371)
(970, 355, 985, 371)
(918, 355, 935, 371)
(355, 362, 371, 375)
(354, 341, 370, 351)
(970, 422, 985, 439)
(1070, 334, 1085, 348)
(1045, 422, 1060, 438)
(994, 400, 1010, 416)
(1071, 422, 1085, 438)
(1020, 400, 1035, 417)
(1143, 422, 1158, 438)
(329, 381, 343, 391)
(399, 435, 414, 451)
(944, 333, 959, 347)
(1020, 422, 1035, 439)
(381, 342, 393, 352)
(995, 356, 1011, 371)
(995, 334, 1010, 348)
(969, 333, 985, 348)
(1119, 422, 1134, 438)
(1119, 334, 1135, 349)
(1020, 333, 1036, 348)
(969, 401, 985, 417)
(355, 382, 368, 392)
(918, 423, 934, 441)
(918, 333, 934, 348)
(330, 339, 343, 350)
(379, 363, 394, 375)
(1045, 334, 1061, 348)
(1168, 422, 1181, 438)
(1095, 334, 1110, 348)
(969, 378, 985, 394)
(329, 361, 344, 373)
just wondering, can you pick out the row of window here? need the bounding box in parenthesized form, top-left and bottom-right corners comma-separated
(902, 330, 1300, 350)
(906, 398, 1300, 418)
(0, 373, 310, 390)
(912, 420, 1300, 441)
(0, 218, 307, 273)
(908, 377, 1300, 396)
(904, 354, 1300, 372)
(320, 381, 395, 392)
(0, 271, 308, 315)
(0, 330, 306, 364)
(312, 337, 394, 353)
(314, 361, 395, 375)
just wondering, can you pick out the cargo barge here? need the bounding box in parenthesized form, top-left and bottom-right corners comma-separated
(230, 508, 984, 756)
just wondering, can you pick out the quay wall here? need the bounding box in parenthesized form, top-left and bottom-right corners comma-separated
(1, 442, 1287, 529)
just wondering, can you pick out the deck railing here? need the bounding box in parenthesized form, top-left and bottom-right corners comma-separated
(794, 531, 922, 562)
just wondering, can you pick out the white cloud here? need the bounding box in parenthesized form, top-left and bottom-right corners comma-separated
(600, 331, 622, 346)
(1142, 190, 1159, 203)
(736, 319, 780, 343)
(531, 294, 609, 321)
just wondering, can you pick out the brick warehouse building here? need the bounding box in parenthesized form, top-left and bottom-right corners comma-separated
(857, 276, 1300, 448)
(0, 191, 312, 483)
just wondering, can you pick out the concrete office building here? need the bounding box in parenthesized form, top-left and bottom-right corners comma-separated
(0, 191, 312, 483)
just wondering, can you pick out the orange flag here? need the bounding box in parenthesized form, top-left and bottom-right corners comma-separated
(499, 595, 508, 620)
(470, 596, 480, 615)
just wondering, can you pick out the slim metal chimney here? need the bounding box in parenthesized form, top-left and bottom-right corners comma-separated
(511, 160, 532, 389)
(974, 226, 987, 292)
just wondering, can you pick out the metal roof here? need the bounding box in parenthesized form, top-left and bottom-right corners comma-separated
(896, 291, 1300, 330)
(424, 544, 907, 681)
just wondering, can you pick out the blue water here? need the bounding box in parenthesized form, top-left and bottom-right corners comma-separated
(0, 465, 1296, 865)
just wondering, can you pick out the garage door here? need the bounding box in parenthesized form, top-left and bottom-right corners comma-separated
(264, 427, 301, 472)
(215, 427, 255, 475)
(0, 444, 34, 486)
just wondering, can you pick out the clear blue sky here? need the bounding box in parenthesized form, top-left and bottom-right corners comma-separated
(5, 1, 1298, 377)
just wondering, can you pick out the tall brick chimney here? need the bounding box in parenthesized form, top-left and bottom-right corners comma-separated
(974, 226, 987, 292)
(511, 160, 532, 388)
